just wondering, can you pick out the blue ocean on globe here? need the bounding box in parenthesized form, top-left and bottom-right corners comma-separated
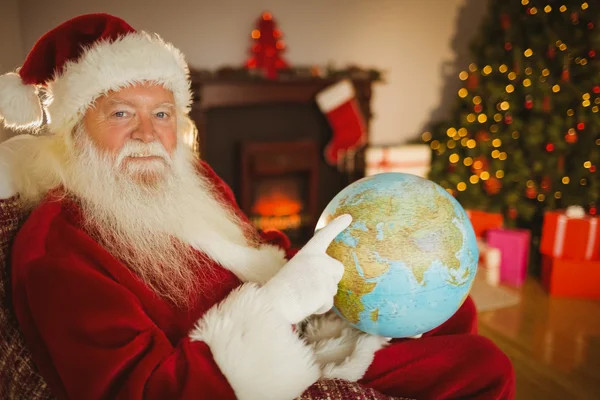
(317, 172, 479, 338)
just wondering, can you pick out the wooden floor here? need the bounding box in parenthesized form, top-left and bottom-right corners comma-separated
(478, 278, 600, 400)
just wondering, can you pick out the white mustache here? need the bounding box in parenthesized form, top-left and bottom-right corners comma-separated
(116, 141, 171, 166)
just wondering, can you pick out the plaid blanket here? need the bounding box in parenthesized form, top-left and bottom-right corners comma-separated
(0, 196, 53, 399)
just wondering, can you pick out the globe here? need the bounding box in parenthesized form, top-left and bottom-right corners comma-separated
(316, 172, 478, 338)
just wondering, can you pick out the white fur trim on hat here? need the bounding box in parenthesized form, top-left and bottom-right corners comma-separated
(0, 73, 44, 130)
(45, 32, 192, 135)
(190, 283, 320, 400)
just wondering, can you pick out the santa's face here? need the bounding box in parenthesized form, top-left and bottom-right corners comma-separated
(82, 83, 178, 186)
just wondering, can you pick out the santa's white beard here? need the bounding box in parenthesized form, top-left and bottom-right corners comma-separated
(66, 126, 256, 308)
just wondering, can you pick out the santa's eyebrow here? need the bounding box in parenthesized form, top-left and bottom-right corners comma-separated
(155, 102, 176, 109)
(105, 98, 133, 107)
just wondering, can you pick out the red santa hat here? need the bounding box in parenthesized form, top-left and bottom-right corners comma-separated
(0, 13, 192, 134)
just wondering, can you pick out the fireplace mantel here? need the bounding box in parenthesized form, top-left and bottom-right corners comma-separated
(190, 74, 376, 158)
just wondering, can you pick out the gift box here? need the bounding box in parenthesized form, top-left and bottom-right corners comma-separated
(540, 207, 600, 261)
(465, 209, 504, 239)
(365, 144, 431, 178)
(541, 255, 600, 299)
(486, 228, 531, 287)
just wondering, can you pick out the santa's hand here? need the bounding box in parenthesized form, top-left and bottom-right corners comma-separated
(261, 214, 352, 325)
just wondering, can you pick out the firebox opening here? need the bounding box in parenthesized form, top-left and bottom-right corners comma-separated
(249, 175, 310, 233)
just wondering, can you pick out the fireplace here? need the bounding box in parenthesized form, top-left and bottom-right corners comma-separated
(241, 140, 319, 246)
(189, 71, 376, 245)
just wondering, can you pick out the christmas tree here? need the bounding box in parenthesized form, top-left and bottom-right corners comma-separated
(244, 11, 289, 79)
(424, 0, 600, 230)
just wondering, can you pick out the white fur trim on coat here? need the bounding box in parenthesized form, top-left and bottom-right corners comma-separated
(0, 73, 43, 129)
(302, 312, 389, 382)
(189, 283, 320, 400)
(232, 243, 288, 284)
(188, 236, 288, 285)
(45, 32, 192, 135)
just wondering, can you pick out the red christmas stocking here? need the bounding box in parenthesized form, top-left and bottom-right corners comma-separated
(315, 79, 367, 166)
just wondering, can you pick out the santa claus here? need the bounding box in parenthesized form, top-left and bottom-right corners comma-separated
(0, 13, 514, 400)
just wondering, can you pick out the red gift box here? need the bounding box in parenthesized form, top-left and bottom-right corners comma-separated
(465, 209, 504, 239)
(541, 255, 600, 299)
(540, 208, 600, 261)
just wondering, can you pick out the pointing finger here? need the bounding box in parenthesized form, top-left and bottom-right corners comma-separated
(305, 214, 352, 253)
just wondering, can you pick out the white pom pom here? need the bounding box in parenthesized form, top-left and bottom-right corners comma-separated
(565, 205, 586, 219)
(0, 72, 43, 130)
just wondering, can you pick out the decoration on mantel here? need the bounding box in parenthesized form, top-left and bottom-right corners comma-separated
(191, 65, 384, 82)
(244, 11, 289, 79)
(316, 79, 367, 167)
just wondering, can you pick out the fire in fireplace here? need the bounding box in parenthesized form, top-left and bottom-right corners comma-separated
(250, 177, 306, 231)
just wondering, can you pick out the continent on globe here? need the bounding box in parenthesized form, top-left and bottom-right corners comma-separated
(316, 172, 478, 338)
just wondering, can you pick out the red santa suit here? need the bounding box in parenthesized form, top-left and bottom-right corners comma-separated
(10, 160, 515, 400)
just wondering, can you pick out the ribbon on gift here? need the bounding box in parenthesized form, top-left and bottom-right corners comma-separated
(553, 209, 598, 260)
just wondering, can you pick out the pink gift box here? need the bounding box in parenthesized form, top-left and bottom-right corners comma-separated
(486, 228, 531, 287)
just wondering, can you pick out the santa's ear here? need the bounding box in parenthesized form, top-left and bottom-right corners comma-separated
(0, 73, 44, 130)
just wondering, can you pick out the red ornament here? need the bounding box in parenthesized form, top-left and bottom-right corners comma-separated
(505, 42, 513, 51)
(591, 207, 597, 215)
(590, 50, 597, 58)
(476, 130, 490, 142)
(571, 12, 579, 24)
(565, 132, 578, 143)
(546, 143, 555, 152)
(547, 46, 556, 59)
(474, 104, 483, 113)
(562, 68, 570, 82)
(505, 113, 513, 124)
(590, 165, 597, 173)
(525, 99, 533, 109)
(508, 208, 518, 219)
(526, 186, 537, 199)
(541, 176, 552, 192)
(577, 122, 585, 130)
(543, 96, 551, 112)
(484, 177, 502, 195)
(244, 11, 290, 79)
(594, 85, 600, 94)
(467, 73, 479, 89)
(589, 22, 595, 29)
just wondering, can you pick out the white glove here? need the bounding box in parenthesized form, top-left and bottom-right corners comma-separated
(261, 214, 352, 325)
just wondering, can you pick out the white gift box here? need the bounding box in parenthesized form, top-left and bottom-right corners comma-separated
(365, 144, 431, 178)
